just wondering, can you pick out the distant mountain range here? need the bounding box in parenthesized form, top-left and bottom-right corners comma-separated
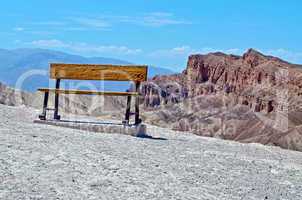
(0, 48, 175, 92)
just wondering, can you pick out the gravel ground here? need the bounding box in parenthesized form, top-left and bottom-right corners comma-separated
(0, 104, 302, 200)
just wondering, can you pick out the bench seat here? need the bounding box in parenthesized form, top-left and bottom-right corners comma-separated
(38, 88, 139, 96)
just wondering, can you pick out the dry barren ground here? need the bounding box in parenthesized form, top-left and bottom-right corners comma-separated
(0, 104, 302, 200)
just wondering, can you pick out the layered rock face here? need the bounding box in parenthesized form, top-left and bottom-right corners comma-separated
(142, 49, 302, 113)
(141, 49, 302, 151)
(185, 49, 302, 112)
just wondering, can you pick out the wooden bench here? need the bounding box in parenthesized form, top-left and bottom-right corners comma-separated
(37, 63, 148, 125)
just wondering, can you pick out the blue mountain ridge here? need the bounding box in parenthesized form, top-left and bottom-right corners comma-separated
(0, 48, 175, 92)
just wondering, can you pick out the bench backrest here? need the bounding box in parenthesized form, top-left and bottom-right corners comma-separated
(50, 63, 148, 82)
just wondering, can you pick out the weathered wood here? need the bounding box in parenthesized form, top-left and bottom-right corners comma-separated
(50, 63, 148, 81)
(38, 88, 139, 96)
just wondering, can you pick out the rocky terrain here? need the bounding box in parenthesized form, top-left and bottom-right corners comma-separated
(0, 81, 125, 118)
(1, 104, 302, 199)
(0, 81, 38, 107)
(140, 49, 302, 151)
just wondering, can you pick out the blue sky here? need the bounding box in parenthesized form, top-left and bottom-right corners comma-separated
(1, 0, 302, 71)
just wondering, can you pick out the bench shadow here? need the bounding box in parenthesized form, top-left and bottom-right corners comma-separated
(57, 119, 124, 126)
(138, 135, 168, 141)
(45, 119, 168, 140)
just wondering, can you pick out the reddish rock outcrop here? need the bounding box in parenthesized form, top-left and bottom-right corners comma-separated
(140, 49, 302, 151)
(142, 49, 302, 114)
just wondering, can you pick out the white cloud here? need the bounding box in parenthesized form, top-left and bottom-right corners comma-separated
(70, 17, 110, 29)
(171, 46, 192, 54)
(28, 12, 191, 32)
(224, 48, 241, 54)
(149, 46, 242, 57)
(31, 21, 66, 26)
(29, 39, 142, 55)
(137, 12, 191, 27)
(13, 27, 24, 32)
(266, 48, 302, 64)
(118, 12, 191, 27)
(149, 46, 194, 57)
(31, 39, 68, 48)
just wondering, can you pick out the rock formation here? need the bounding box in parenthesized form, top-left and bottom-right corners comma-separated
(142, 49, 302, 112)
(140, 49, 302, 151)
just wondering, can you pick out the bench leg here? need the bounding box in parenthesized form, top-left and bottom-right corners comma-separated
(123, 96, 132, 125)
(134, 82, 142, 125)
(53, 79, 61, 120)
(54, 95, 61, 120)
(39, 92, 49, 120)
(135, 96, 141, 125)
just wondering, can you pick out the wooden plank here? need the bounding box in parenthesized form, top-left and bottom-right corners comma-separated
(50, 63, 148, 81)
(38, 88, 139, 96)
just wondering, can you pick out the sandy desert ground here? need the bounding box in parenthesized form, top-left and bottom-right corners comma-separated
(0, 104, 302, 200)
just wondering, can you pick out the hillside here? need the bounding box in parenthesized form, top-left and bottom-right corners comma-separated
(0, 48, 175, 92)
(1, 104, 302, 199)
(141, 49, 302, 151)
(0, 81, 127, 120)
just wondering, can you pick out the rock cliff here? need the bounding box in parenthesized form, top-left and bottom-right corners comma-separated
(140, 49, 302, 151)
(142, 49, 302, 113)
